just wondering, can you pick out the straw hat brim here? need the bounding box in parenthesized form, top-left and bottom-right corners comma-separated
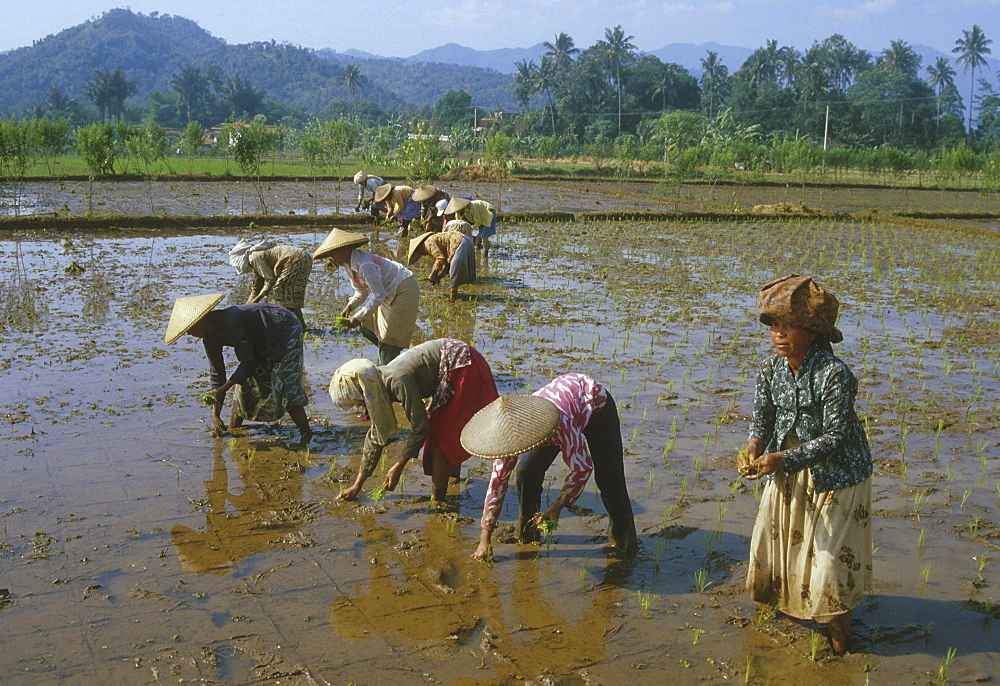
(444, 197, 471, 215)
(411, 185, 438, 202)
(460, 395, 561, 459)
(313, 228, 369, 260)
(164, 293, 225, 344)
(373, 183, 393, 203)
(407, 232, 434, 264)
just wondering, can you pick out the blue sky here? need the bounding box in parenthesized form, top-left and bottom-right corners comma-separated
(1, 0, 997, 57)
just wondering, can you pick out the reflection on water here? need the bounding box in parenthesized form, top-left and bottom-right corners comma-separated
(172, 439, 317, 574)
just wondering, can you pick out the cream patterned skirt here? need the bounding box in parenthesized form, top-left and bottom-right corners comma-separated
(360, 275, 419, 349)
(747, 468, 873, 622)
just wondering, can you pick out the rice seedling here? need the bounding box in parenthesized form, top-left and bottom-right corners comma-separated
(809, 630, 821, 661)
(744, 655, 752, 684)
(580, 554, 591, 581)
(961, 488, 972, 509)
(921, 563, 931, 589)
(652, 539, 666, 568)
(368, 483, 388, 503)
(692, 566, 710, 593)
(870, 623, 881, 649)
(636, 590, 654, 616)
(752, 604, 777, 628)
(912, 492, 929, 520)
(937, 647, 956, 683)
(918, 527, 926, 553)
(647, 470, 655, 495)
(680, 476, 689, 500)
(443, 519, 456, 537)
(200, 394, 218, 407)
(975, 556, 988, 581)
(246, 445, 256, 466)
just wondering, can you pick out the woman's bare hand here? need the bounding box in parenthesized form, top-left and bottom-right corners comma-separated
(338, 483, 362, 501)
(745, 451, 784, 479)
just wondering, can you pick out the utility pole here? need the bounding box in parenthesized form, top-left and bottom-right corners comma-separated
(823, 105, 830, 151)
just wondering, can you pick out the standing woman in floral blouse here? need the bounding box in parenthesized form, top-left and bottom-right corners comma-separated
(738, 274, 873, 655)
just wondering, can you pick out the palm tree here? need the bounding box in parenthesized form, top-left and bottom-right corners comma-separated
(223, 75, 266, 119)
(878, 40, 921, 78)
(513, 59, 537, 110)
(83, 67, 136, 121)
(776, 46, 801, 88)
(926, 56, 957, 129)
(534, 56, 559, 134)
(597, 25, 636, 132)
(543, 32, 579, 75)
(953, 25, 993, 136)
(651, 63, 684, 112)
(795, 47, 830, 111)
(170, 65, 210, 124)
(342, 64, 366, 115)
(699, 51, 728, 118)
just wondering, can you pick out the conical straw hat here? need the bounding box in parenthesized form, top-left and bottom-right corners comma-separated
(164, 293, 225, 344)
(411, 185, 438, 202)
(312, 228, 369, 260)
(444, 196, 471, 215)
(407, 232, 434, 264)
(373, 183, 394, 203)
(460, 395, 561, 459)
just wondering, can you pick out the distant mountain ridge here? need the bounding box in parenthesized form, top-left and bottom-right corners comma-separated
(2, 10, 998, 119)
(0, 9, 519, 116)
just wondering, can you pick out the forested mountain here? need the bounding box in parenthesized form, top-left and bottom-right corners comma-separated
(0, 9, 516, 119)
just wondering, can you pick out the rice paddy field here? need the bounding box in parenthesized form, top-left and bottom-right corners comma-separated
(0, 179, 998, 684)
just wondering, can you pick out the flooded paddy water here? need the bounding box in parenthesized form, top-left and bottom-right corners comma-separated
(1, 179, 999, 684)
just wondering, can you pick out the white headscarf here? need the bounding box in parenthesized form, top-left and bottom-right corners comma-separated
(329, 358, 398, 445)
(228, 238, 275, 274)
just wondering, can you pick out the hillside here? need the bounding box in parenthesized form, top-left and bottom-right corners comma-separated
(0, 9, 515, 117)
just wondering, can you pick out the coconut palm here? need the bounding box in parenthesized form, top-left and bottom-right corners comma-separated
(513, 59, 537, 110)
(877, 40, 921, 79)
(222, 75, 266, 119)
(170, 65, 211, 124)
(83, 67, 136, 121)
(699, 51, 729, 119)
(926, 56, 957, 128)
(597, 25, 637, 133)
(953, 25, 993, 136)
(543, 32, 579, 76)
(342, 63, 366, 115)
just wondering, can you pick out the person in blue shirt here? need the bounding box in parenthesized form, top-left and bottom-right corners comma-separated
(738, 274, 872, 655)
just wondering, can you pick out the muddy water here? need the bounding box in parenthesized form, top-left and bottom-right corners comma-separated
(1, 192, 999, 683)
(10, 177, 1000, 218)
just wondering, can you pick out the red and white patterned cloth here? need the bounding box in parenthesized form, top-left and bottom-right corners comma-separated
(480, 373, 607, 531)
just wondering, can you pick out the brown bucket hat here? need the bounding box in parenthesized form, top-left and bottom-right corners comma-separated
(757, 274, 843, 343)
(460, 395, 562, 459)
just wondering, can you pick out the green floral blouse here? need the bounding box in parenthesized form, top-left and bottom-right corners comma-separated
(749, 343, 873, 492)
